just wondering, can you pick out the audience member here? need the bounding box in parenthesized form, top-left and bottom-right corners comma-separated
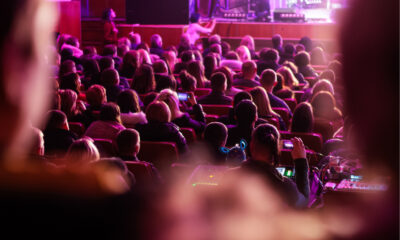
(117, 89, 147, 127)
(153, 60, 176, 92)
(203, 122, 228, 164)
(197, 72, 232, 105)
(240, 35, 257, 60)
(149, 34, 164, 58)
(187, 60, 210, 88)
(65, 138, 100, 167)
(213, 66, 241, 97)
(179, 70, 197, 92)
(233, 60, 260, 88)
(294, 51, 318, 78)
(135, 101, 188, 153)
(131, 64, 156, 94)
(84, 103, 126, 142)
(100, 68, 123, 102)
(119, 50, 140, 79)
(311, 91, 342, 121)
(257, 48, 281, 74)
(290, 102, 314, 133)
(272, 34, 284, 56)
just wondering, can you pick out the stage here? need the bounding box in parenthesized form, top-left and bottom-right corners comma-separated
(82, 20, 339, 53)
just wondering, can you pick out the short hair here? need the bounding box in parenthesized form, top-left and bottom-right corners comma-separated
(210, 72, 226, 92)
(101, 68, 120, 87)
(320, 69, 336, 83)
(130, 33, 141, 45)
(240, 35, 255, 51)
(284, 43, 295, 55)
(146, 101, 171, 123)
(299, 36, 313, 52)
(153, 60, 168, 74)
(214, 66, 233, 90)
(59, 60, 76, 77)
(117, 89, 140, 113)
(260, 48, 279, 62)
(100, 103, 121, 122)
(251, 123, 280, 165)
(233, 91, 252, 107)
(225, 51, 239, 60)
(235, 99, 257, 126)
(45, 110, 67, 130)
(117, 129, 140, 156)
(294, 51, 310, 67)
(150, 34, 162, 48)
(209, 34, 221, 45)
(59, 72, 80, 93)
(99, 56, 115, 71)
(86, 85, 106, 107)
(66, 138, 100, 164)
(291, 102, 314, 133)
(204, 122, 228, 147)
(179, 70, 197, 92)
(241, 60, 256, 75)
(272, 34, 283, 48)
(66, 36, 79, 48)
(190, 13, 200, 23)
(103, 44, 117, 57)
(59, 89, 78, 116)
(181, 50, 195, 63)
(221, 41, 231, 56)
(260, 69, 277, 88)
(210, 44, 222, 55)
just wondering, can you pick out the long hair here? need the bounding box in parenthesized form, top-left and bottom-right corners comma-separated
(187, 60, 207, 88)
(291, 102, 314, 133)
(156, 89, 181, 120)
(117, 89, 141, 114)
(277, 66, 299, 88)
(131, 64, 155, 94)
(250, 87, 279, 119)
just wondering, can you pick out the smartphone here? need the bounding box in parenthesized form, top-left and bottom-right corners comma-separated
(282, 140, 294, 149)
(177, 92, 189, 101)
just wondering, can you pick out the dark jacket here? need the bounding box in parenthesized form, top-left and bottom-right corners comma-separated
(197, 91, 232, 105)
(150, 47, 164, 58)
(257, 60, 281, 75)
(267, 92, 292, 116)
(241, 158, 309, 208)
(172, 105, 206, 135)
(233, 78, 260, 88)
(119, 155, 163, 186)
(135, 121, 188, 154)
(43, 128, 77, 157)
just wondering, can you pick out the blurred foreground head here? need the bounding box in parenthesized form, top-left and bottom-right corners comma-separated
(0, 0, 56, 163)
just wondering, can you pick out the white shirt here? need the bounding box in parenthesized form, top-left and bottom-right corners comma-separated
(186, 23, 213, 46)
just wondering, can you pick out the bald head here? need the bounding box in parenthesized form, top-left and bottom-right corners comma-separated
(260, 69, 277, 93)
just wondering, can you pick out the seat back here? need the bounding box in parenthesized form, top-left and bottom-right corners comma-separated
(180, 127, 197, 144)
(305, 77, 318, 87)
(293, 90, 304, 103)
(313, 118, 334, 142)
(93, 138, 116, 157)
(272, 107, 291, 128)
(125, 161, 154, 185)
(69, 122, 85, 138)
(280, 149, 320, 167)
(205, 114, 218, 124)
(202, 105, 232, 116)
(283, 98, 297, 112)
(280, 131, 323, 153)
(138, 141, 179, 171)
(194, 88, 211, 97)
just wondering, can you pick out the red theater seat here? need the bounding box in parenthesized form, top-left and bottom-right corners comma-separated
(93, 138, 116, 157)
(283, 98, 297, 112)
(202, 105, 232, 116)
(293, 90, 304, 103)
(313, 118, 334, 142)
(137, 141, 179, 171)
(272, 107, 291, 128)
(180, 127, 197, 144)
(125, 161, 155, 185)
(194, 88, 211, 97)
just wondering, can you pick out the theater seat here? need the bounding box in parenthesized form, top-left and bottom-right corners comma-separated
(293, 90, 304, 103)
(280, 131, 323, 153)
(305, 77, 318, 87)
(137, 141, 179, 171)
(280, 149, 320, 167)
(272, 107, 291, 128)
(69, 122, 85, 138)
(125, 161, 155, 185)
(194, 88, 211, 97)
(93, 138, 116, 157)
(313, 118, 334, 142)
(283, 98, 297, 112)
(180, 127, 197, 144)
(202, 105, 232, 116)
(205, 114, 218, 124)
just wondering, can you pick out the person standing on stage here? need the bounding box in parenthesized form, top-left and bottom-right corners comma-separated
(186, 13, 217, 47)
(102, 8, 119, 45)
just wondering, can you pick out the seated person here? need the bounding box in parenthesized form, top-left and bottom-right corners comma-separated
(174, 50, 195, 74)
(203, 122, 228, 164)
(226, 100, 258, 149)
(290, 102, 314, 133)
(103, 44, 122, 70)
(64, 138, 100, 167)
(257, 48, 281, 74)
(153, 60, 176, 92)
(260, 69, 292, 115)
(294, 51, 318, 78)
(135, 101, 188, 154)
(117, 89, 147, 127)
(214, 66, 241, 97)
(311, 91, 342, 122)
(84, 103, 126, 143)
(83, 84, 107, 127)
(233, 61, 260, 88)
(59, 72, 81, 95)
(240, 124, 310, 208)
(59, 89, 86, 124)
(149, 34, 164, 58)
(100, 68, 123, 102)
(43, 110, 77, 158)
(116, 129, 162, 185)
(197, 72, 232, 105)
(131, 64, 156, 94)
(157, 89, 206, 135)
(220, 51, 242, 70)
(179, 70, 197, 92)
